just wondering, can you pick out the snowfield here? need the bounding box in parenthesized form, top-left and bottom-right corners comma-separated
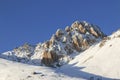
(0, 58, 82, 80)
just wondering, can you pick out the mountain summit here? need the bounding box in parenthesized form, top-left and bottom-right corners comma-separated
(0, 21, 106, 67)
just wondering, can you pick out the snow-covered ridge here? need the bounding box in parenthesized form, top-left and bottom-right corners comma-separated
(0, 21, 106, 67)
(66, 31, 120, 79)
(110, 29, 120, 38)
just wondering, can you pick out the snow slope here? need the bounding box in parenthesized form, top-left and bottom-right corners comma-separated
(65, 30, 120, 79)
(0, 55, 113, 80)
(0, 58, 83, 80)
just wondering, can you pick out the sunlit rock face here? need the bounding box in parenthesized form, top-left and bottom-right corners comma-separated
(1, 21, 106, 67)
(40, 21, 106, 66)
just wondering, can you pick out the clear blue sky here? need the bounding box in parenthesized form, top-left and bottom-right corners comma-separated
(0, 0, 120, 53)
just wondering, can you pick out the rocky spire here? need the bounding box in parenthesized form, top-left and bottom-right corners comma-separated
(40, 21, 106, 66)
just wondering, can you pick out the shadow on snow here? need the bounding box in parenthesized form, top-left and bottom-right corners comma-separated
(55, 62, 119, 80)
(0, 54, 120, 80)
(0, 54, 41, 66)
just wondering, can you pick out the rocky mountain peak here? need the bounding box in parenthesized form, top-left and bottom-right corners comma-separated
(1, 21, 106, 67)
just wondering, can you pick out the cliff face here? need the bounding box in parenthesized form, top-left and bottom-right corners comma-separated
(1, 21, 106, 67)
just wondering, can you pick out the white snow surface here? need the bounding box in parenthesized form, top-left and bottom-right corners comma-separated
(0, 58, 83, 80)
(67, 33, 120, 79)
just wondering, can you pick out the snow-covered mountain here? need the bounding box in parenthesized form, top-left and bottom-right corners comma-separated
(0, 21, 120, 80)
(0, 21, 106, 67)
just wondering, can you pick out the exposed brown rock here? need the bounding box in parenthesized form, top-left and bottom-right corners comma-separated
(42, 41, 50, 48)
(71, 22, 87, 34)
(71, 21, 79, 28)
(65, 26, 71, 32)
(49, 35, 56, 47)
(90, 27, 99, 37)
(81, 39, 89, 50)
(56, 29, 64, 38)
(99, 40, 106, 47)
(72, 35, 81, 52)
(78, 24, 86, 34)
(41, 50, 59, 66)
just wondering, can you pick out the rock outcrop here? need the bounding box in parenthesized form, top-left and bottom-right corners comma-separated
(40, 21, 106, 66)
